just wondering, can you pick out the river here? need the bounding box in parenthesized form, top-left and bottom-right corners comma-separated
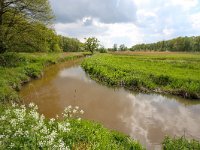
(20, 58, 200, 150)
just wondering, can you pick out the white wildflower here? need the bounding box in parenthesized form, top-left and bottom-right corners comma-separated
(10, 119, 17, 127)
(5, 109, 10, 115)
(28, 102, 35, 108)
(58, 123, 70, 132)
(49, 118, 55, 125)
(80, 110, 84, 114)
(11, 102, 18, 107)
(30, 110, 39, 120)
(73, 109, 77, 114)
(0, 115, 6, 121)
(20, 105, 26, 109)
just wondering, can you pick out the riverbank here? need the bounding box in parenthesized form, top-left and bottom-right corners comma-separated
(0, 52, 144, 149)
(82, 53, 200, 99)
(1, 52, 199, 149)
(0, 52, 85, 103)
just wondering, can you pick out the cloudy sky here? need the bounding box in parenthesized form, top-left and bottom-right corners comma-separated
(50, 0, 200, 47)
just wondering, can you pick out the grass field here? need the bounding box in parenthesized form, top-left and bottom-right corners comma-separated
(82, 52, 200, 99)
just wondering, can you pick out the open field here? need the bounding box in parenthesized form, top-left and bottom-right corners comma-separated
(82, 52, 200, 99)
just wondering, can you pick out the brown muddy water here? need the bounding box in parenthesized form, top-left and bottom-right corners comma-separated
(20, 59, 200, 150)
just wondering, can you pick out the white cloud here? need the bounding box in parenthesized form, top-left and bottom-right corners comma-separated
(51, 0, 200, 47)
(190, 12, 200, 29)
(163, 28, 174, 36)
(54, 20, 143, 48)
(169, 0, 198, 10)
(50, 0, 137, 23)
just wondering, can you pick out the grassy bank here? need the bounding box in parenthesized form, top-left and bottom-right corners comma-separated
(163, 136, 200, 149)
(0, 52, 85, 103)
(0, 104, 143, 150)
(82, 52, 200, 99)
(0, 52, 144, 149)
(1, 52, 199, 149)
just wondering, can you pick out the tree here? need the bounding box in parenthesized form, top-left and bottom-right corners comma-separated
(119, 44, 127, 51)
(84, 37, 99, 54)
(59, 36, 83, 52)
(130, 36, 200, 52)
(113, 44, 118, 51)
(0, 0, 53, 53)
(98, 45, 107, 53)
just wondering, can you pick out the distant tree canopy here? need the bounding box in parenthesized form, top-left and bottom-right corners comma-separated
(58, 36, 83, 52)
(113, 44, 118, 51)
(119, 44, 127, 51)
(84, 37, 99, 54)
(97, 45, 107, 53)
(130, 36, 200, 52)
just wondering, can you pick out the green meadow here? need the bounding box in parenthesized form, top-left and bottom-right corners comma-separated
(82, 52, 200, 99)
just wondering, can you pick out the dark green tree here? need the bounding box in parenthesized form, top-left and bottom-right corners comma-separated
(0, 0, 53, 53)
(84, 37, 99, 54)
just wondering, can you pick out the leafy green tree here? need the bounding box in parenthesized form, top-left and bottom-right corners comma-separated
(59, 36, 83, 52)
(119, 44, 127, 51)
(84, 37, 99, 54)
(98, 45, 107, 53)
(130, 36, 200, 52)
(0, 0, 53, 53)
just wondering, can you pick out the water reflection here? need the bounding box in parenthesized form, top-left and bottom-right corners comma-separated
(20, 59, 200, 150)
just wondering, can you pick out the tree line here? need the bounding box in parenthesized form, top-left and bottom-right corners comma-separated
(130, 36, 200, 52)
(0, 0, 85, 53)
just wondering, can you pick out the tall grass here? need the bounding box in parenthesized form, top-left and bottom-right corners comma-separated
(82, 53, 200, 99)
(163, 136, 200, 150)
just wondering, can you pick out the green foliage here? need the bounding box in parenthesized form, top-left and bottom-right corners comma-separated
(84, 37, 100, 54)
(59, 36, 83, 52)
(163, 136, 200, 150)
(112, 44, 118, 51)
(119, 44, 127, 51)
(98, 45, 108, 53)
(82, 53, 200, 99)
(63, 119, 144, 150)
(0, 52, 85, 103)
(0, 53, 28, 67)
(0, 103, 144, 150)
(0, 103, 71, 149)
(131, 36, 200, 52)
(0, 0, 54, 53)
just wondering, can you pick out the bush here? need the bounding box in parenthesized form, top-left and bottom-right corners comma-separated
(0, 103, 72, 149)
(0, 53, 28, 67)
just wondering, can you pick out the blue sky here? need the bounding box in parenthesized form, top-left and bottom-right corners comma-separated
(50, 0, 200, 47)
